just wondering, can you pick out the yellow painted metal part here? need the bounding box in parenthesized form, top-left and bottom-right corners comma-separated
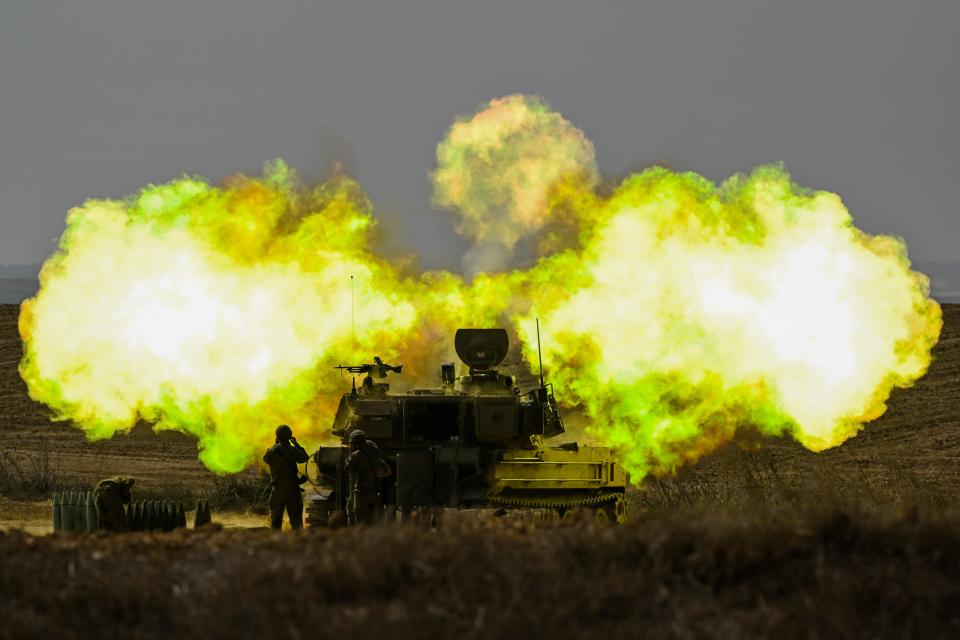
(490, 446, 629, 491)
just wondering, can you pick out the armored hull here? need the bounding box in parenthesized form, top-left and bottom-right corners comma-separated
(308, 329, 628, 524)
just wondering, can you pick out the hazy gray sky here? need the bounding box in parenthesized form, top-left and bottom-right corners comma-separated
(1, 0, 957, 270)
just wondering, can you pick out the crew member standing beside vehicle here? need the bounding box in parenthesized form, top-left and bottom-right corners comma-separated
(263, 425, 309, 530)
(344, 429, 390, 526)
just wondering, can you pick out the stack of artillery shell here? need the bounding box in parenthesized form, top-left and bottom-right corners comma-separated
(139, 501, 149, 530)
(58, 491, 72, 531)
(192, 500, 212, 528)
(129, 501, 144, 531)
(60, 491, 75, 532)
(70, 491, 80, 531)
(54, 494, 195, 533)
(85, 491, 97, 532)
(67, 491, 77, 531)
(52, 492, 62, 532)
(131, 501, 142, 531)
(151, 501, 161, 530)
(123, 500, 190, 532)
(51, 490, 99, 533)
(163, 502, 175, 532)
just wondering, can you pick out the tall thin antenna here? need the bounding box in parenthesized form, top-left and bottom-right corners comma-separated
(351, 275, 356, 366)
(536, 317, 545, 388)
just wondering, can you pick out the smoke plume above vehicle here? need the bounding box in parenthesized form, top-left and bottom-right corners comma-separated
(18, 95, 942, 478)
(431, 94, 599, 273)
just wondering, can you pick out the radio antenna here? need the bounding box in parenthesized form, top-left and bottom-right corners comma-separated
(536, 317, 545, 388)
(350, 275, 356, 366)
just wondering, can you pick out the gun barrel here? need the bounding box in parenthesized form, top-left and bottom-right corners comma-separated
(335, 364, 372, 374)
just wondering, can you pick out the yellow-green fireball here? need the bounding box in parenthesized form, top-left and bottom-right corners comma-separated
(19, 96, 942, 479)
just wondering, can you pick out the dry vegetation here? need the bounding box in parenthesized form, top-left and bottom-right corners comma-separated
(1, 303, 959, 639)
(2, 509, 959, 640)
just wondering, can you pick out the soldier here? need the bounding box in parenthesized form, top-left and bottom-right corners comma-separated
(94, 476, 135, 532)
(263, 424, 309, 530)
(343, 429, 391, 526)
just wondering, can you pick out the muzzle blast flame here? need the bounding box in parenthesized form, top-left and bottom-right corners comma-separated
(19, 95, 941, 479)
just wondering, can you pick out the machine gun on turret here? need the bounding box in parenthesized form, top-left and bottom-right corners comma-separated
(335, 356, 403, 395)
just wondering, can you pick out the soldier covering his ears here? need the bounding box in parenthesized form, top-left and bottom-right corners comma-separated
(263, 424, 309, 529)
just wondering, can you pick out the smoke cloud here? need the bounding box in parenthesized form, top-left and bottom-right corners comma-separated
(431, 94, 599, 271)
(18, 97, 942, 480)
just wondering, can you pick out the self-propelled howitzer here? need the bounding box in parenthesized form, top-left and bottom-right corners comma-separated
(308, 329, 628, 524)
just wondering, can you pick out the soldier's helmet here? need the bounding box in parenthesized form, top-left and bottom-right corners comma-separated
(349, 429, 366, 444)
(107, 476, 135, 488)
(276, 424, 293, 441)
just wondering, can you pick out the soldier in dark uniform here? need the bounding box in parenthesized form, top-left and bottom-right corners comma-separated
(343, 429, 391, 526)
(94, 476, 135, 532)
(263, 424, 309, 530)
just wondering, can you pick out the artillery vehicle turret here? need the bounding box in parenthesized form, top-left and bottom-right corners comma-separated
(307, 328, 628, 525)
